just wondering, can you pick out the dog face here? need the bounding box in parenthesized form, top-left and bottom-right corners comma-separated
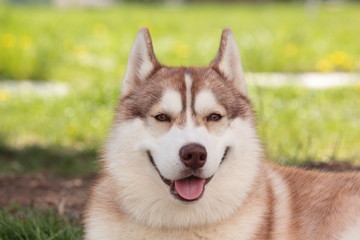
(104, 28, 262, 228)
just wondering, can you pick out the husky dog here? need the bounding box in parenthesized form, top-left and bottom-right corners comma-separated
(85, 28, 360, 240)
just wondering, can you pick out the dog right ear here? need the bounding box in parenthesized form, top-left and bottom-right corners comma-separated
(121, 27, 160, 96)
(210, 28, 247, 95)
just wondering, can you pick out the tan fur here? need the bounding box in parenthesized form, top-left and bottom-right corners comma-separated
(84, 28, 360, 239)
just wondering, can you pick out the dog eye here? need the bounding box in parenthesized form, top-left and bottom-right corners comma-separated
(154, 114, 171, 122)
(207, 113, 222, 122)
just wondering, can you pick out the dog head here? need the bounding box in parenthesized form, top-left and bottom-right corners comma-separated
(104, 28, 262, 228)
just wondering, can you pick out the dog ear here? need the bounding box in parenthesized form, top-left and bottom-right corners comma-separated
(210, 28, 247, 95)
(121, 27, 160, 95)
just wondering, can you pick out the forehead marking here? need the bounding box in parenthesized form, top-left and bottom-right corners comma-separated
(194, 90, 218, 116)
(159, 89, 182, 116)
(185, 73, 194, 127)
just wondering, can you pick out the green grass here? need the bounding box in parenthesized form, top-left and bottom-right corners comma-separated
(0, 2, 360, 81)
(0, 208, 83, 240)
(0, 81, 115, 176)
(252, 86, 360, 165)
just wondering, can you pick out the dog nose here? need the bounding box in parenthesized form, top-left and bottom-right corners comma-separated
(179, 143, 207, 169)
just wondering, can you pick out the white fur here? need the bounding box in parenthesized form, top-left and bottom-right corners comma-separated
(87, 176, 267, 240)
(87, 200, 265, 240)
(185, 73, 193, 125)
(267, 169, 293, 239)
(148, 123, 228, 179)
(158, 89, 182, 117)
(338, 219, 360, 240)
(194, 90, 222, 116)
(104, 111, 261, 228)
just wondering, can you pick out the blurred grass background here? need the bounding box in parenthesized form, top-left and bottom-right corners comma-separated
(0, 2, 360, 177)
(0, 3, 360, 81)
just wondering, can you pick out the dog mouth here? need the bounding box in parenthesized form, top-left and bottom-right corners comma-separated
(147, 147, 229, 202)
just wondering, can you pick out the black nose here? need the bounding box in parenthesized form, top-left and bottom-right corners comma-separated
(179, 143, 207, 169)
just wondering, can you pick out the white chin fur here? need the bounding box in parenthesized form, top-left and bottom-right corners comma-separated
(104, 118, 262, 228)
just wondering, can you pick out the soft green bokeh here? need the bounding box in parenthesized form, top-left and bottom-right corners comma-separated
(0, 3, 360, 81)
(252, 86, 360, 165)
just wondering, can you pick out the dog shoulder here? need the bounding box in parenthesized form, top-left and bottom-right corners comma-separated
(84, 173, 127, 240)
(269, 164, 360, 239)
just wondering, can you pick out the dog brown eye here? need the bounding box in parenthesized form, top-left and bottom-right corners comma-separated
(154, 114, 171, 122)
(207, 113, 222, 122)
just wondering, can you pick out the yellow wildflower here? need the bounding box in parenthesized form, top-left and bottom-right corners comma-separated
(316, 59, 333, 72)
(0, 89, 10, 101)
(316, 51, 357, 72)
(330, 51, 348, 66)
(67, 124, 77, 134)
(329, 51, 356, 71)
(284, 43, 298, 57)
(2, 33, 16, 49)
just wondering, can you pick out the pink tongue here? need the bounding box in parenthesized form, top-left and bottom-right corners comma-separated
(174, 177, 205, 200)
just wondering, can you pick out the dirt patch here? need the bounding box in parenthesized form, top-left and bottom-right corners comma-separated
(1, 161, 359, 217)
(0, 174, 95, 217)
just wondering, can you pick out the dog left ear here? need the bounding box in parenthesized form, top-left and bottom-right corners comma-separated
(210, 28, 247, 95)
(121, 27, 160, 96)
